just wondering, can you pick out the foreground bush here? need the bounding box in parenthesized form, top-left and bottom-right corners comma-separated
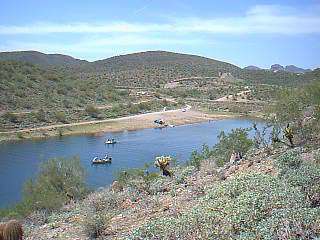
(276, 150, 320, 207)
(188, 128, 254, 168)
(1, 157, 88, 217)
(130, 173, 320, 239)
(212, 128, 253, 167)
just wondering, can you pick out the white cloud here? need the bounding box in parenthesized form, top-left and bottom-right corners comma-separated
(0, 4, 319, 35)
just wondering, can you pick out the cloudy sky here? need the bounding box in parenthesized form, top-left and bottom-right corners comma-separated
(1, 0, 319, 68)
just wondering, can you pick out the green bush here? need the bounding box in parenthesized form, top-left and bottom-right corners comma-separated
(275, 149, 302, 174)
(83, 211, 110, 239)
(130, 173, 320, 239)
(3, 112, 19, 123)
(35, 108, 47, 122)
(268, 80, 320, 145)
(1, 157, 88, 217)
(212, 128, 253, 167)
(115, 165, 160, 193)
(188, 144, 211, 170)
(85, 104, 100, 118)
(276, 150, 320, 207)
(55, 111, 68, 123)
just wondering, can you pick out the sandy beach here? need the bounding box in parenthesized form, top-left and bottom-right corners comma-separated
(0, 108, 235, 141)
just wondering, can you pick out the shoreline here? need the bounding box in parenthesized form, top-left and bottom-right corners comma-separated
(0, 109, 240, 142)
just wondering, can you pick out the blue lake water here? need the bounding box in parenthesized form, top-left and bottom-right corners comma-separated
(0, 118, 264, 208)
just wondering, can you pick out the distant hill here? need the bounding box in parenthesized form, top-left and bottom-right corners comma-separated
(285, 65, 311, 73)
(270, 64, 285, 72)
(0, 51, 87, 68)
(0, 50, 318, 87)
(87, 51, 242, 86)
(244, 63, 310, 74)
(243, 66, 261, 70)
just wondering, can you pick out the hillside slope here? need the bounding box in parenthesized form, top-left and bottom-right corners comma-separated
(1, 50, 319, 88)
(83, 51, 242, 87)
(0, 61, 120, 112)
(0, 51, 87, 68)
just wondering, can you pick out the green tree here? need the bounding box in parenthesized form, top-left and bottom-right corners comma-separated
(212, 128, 253, 166)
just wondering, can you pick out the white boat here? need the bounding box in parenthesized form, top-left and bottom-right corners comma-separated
(105, 138, 117, 144)
(92, 155, 112, 164)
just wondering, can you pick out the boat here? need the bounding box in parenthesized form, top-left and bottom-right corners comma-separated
(154, 119, 165, 125)
(105, 138, 117, 144)
(92, 155, 112, 164)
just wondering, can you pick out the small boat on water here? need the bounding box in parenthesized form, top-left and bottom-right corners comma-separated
(105, 138, 117, 144)
(92, 155, 112, 164)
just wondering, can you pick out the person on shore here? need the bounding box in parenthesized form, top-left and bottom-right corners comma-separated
(284, 123, 294, 147)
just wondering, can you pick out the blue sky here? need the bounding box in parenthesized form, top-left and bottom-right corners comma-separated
(0, 0, 319, 68)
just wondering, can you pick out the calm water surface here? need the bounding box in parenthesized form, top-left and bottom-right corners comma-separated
(0, 119, 264, 208)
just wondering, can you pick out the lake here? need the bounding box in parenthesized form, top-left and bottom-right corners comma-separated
(0, 118, 264, 208)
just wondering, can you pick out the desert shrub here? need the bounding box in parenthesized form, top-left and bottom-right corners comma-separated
(16, 132, 24, 139)
(128, 103, 140, 114)
(86, 190, 124, 212)
(2, 157, 88, 217)
(85, 104, 100, 118)
(268, 80, 320, 145)
(188, 144, 211, 170)
(115, 166, 160, 193)
(3, 112, 19, 123)
(174, 165, 196, 184)
(83, 211, 111, 239)
(34, 108, 47, 122)
(275, 149, 302, 174)
(276, 150, 320, 207)
(212, 128, 253, 167)
(54, 111, 68, 123)
(130, 173, 320, 240)
(148, 177, 172, 195)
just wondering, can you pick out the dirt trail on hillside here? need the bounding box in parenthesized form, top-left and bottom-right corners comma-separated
(214, 90, 251, 102)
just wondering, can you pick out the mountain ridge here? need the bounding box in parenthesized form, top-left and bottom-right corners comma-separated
(244, 63, 311, 73)
(0, 50, 316, 73)
(1, 50, 319, 87)
(0, 50, 88, 67)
